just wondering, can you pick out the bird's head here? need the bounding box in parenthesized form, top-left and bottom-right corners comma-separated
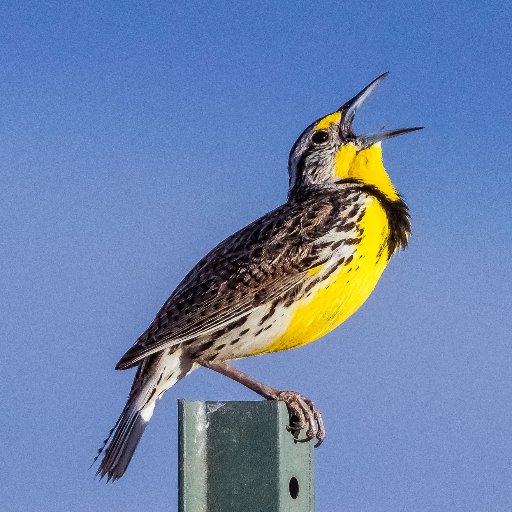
(288, 73, 421, 201)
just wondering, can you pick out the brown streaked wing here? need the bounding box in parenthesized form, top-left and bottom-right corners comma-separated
(116, 192, 350, 369)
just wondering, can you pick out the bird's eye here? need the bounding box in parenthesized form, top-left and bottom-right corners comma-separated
(311, 130, 330, 145)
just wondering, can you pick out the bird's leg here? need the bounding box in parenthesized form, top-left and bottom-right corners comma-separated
(197, 359, 325, 447)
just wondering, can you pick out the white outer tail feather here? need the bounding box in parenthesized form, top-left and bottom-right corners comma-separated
(95, 348, 194, 481)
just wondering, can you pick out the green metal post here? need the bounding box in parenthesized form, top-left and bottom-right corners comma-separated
(178, 400, 315, 512)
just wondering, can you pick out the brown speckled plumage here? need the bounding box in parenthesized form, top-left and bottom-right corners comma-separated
(117, 188, 378, 369)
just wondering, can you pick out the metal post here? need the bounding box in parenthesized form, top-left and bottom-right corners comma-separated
(178, 400, 314, 512)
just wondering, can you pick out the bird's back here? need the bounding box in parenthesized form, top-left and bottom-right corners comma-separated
(118, 184, 404, 365)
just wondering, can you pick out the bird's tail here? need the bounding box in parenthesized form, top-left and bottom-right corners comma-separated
(94, 348, 193, 481)
(95, 396, 150, 481)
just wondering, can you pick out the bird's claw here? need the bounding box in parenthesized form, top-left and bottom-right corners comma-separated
(277, 391, 325, 447)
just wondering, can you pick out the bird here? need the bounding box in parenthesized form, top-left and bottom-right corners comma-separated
(95, 72, 421, 481)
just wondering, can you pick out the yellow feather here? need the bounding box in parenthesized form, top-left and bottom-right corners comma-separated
(335, 143, 398, 201)
(314, 112, 342, 131)
(254, 198, 389, 354)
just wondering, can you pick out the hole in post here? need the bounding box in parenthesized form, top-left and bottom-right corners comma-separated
(289, 477, 299, 499)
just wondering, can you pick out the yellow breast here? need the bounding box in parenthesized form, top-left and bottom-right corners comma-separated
(260, 198, 390, 354)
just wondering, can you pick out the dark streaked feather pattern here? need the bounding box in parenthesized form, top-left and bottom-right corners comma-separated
(115, 185, 398, 370)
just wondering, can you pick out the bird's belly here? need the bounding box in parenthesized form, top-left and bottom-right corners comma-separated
(253, 199, 390, 355)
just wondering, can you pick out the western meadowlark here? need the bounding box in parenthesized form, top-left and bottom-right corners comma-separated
(95, 73, 421, 481)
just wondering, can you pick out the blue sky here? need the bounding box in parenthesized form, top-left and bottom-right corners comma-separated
(1, 1, 511, 510)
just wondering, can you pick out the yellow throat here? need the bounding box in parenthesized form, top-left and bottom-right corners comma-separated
(335, 142, 399, 201)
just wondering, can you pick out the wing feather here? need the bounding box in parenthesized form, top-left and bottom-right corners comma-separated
(116, 191, 356, 370)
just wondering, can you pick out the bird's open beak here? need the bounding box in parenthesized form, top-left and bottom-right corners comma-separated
(338, 72, 423, 145)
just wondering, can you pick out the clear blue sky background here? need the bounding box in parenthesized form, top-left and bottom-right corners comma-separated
(1, 1, 511, 511)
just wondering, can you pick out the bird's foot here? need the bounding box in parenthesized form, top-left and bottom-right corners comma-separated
(196, 360, 325, 446)
(277, 390, 325, 447)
